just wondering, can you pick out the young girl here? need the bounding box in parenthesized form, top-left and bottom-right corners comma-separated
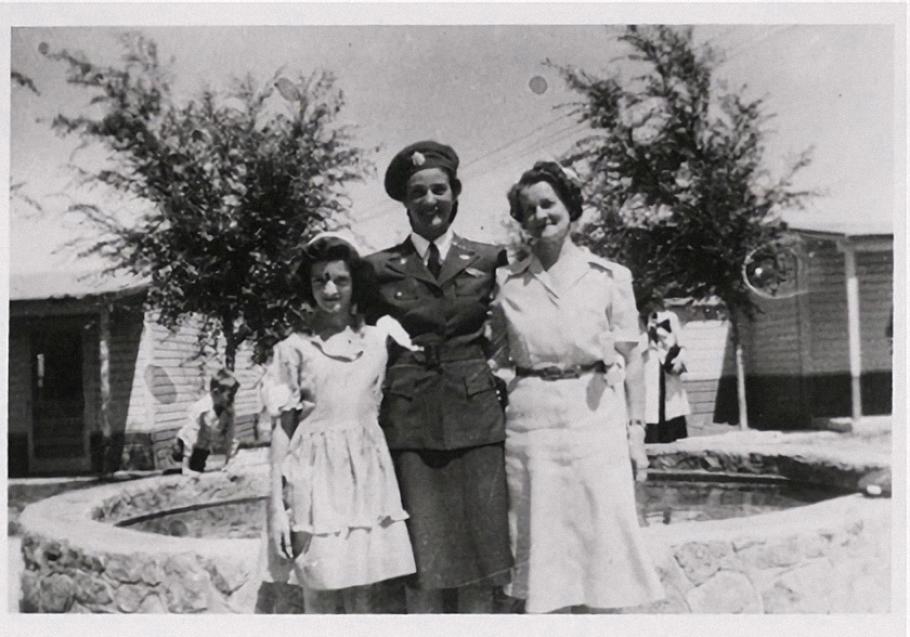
(642, 307, 690, 444)
(266, 232, 416, 613)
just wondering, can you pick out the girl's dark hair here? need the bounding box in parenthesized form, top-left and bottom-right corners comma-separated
(507, 161, 584, 223)
(293, 235, 370, 310)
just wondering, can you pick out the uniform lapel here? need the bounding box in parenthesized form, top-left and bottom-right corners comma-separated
(437, 236, 480, 286)
(383, 238, 439, 287)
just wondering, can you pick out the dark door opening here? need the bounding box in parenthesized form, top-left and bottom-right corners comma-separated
(31, 325, 87, 465)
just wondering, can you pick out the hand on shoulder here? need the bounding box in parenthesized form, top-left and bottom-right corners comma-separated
(375, 315, 422, 351)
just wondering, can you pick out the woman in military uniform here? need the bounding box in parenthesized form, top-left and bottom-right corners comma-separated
(363, 141, 511, 613)
(493, 161, 664, 613)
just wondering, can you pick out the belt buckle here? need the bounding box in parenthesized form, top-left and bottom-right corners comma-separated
(540, 366, 569, 380)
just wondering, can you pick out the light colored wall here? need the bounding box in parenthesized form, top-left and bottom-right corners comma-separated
(128, 313, 265, 438)
(857, 250, 893, 373)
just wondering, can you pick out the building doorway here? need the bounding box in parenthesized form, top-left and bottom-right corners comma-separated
(29, 322, 91, 473)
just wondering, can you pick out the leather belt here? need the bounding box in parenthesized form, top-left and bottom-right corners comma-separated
(515, 361, 607, 380)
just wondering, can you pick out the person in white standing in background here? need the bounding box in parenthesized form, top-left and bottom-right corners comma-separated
(642, 306, 690, 444)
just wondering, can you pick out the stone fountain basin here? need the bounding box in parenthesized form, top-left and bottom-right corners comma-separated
(17, 434, 891, 613)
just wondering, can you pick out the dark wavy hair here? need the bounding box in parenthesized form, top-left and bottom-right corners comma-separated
(507, 161, 584, 223)
(293, 235, 371, 310)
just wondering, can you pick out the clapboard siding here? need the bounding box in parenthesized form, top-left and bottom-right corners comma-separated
(806, 243, 849, 374)
(661, 303, 737, 426)
(107, 309, 144, 441)
(678, 318, 734, 381)
(133, 315, 264, 453)
(858, 251, 893, 372)
(746, 294, 803, 376)
(741, 233, 893, 425)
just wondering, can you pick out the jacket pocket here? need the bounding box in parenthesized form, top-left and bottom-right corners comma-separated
(464, 368, 497, 397)
(384, 374, 417, 400)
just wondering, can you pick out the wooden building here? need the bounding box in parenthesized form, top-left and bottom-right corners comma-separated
(655, 219, 892, 431)
(8, 271, 264, 477)
(741, 220, 893, 428)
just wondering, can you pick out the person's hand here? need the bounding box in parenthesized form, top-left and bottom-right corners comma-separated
(269, 506, 294, 560)
(493, 375, 509, 409)
(628, 421, 649, 482)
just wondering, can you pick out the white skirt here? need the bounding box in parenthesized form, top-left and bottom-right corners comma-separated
(504, 372, 665, 613)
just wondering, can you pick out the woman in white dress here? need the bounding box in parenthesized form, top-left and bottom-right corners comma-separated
(493, 162, 665, 613)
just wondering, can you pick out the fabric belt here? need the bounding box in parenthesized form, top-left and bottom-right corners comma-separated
(515, 361, 607, 380)
(394, 342, 486, 368)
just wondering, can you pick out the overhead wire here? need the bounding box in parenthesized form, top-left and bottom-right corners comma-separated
(352, 26, 800, 228)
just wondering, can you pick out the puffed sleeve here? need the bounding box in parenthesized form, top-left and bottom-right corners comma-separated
(269, 338, 304, 413)
(609, 265, 641, 344)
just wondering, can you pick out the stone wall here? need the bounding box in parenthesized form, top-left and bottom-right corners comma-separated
(17, 439, 891, 613)
(639, 494, 890, 613)
(18, 469, 267, 613)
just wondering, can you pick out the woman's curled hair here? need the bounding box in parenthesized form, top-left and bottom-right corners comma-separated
(507, 161, 584, 223)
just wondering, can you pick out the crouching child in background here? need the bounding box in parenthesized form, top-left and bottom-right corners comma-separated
(172, 369, 241, 475)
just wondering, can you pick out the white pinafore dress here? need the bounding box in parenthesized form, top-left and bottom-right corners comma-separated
(264, 325, 415, 591)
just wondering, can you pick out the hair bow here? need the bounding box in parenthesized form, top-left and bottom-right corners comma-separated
(648, 319, 672, 343)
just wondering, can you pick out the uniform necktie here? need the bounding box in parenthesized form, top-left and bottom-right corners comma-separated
(427, 242, 442, 278)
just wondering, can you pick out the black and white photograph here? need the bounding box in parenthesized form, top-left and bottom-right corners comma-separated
(2, 2, 906, 635)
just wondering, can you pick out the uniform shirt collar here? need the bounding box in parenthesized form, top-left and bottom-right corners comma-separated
(410, 228, 455, 263)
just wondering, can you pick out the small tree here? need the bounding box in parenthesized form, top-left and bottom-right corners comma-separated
(45, 32, 372, 369)
(558, 26, 814, 428)
(11, 69, 44, 213)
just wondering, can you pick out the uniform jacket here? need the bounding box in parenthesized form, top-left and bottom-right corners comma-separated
(363, 234, 506, 451)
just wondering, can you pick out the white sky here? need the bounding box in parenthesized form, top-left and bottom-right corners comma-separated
(6, 17, 901, 275)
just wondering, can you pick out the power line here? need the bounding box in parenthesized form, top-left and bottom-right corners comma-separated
(352, 114, 585, 224)
(721, 26, 796, 65)
(354, 27, 801, 228)
(354, 119, 590, 225)
(351, 112, 578, 216)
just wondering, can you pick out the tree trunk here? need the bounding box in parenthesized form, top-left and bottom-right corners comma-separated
(222, 315, 236, 372)
(731, 316, 750, 430)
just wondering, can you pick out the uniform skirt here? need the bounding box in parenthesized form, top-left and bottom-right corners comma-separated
(393, 443, 512, 590)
